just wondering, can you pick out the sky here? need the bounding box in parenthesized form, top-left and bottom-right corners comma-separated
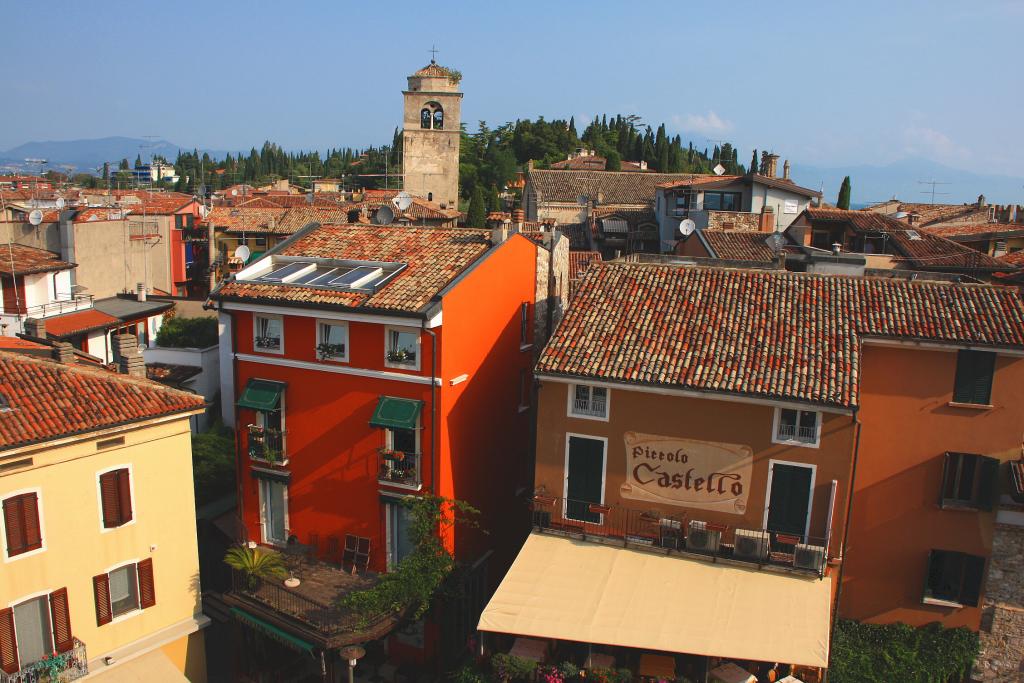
(3, 0, 1023, 178)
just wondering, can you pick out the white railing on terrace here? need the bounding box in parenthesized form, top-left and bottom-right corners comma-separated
(777, 423, 817, 442)
(573, 397, 607, 418)
(20, 294, 94, 318)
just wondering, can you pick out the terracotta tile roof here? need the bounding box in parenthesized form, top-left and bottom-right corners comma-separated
(569, 251, 602, 281)
(0, 245, 74, 275)
(923, 223, 1024, 240)
(45, 310, 120, 337)
(594, 207, 658, 230)
(863, 201, 991, 227)
(551, 156, 609, 171)
(999, 250, 1024, 268)
(209, 206, 352, 234)
(234, 197, 285, 209)
(701, 230, 778, 262)
(246, 194, 344, 209)
(413, 62, 456, 78)
(657, 174, 740, 189)
(0, 351, 204, 450)
(560, 223, 592, 251)
(528, 170, 697, 205)
(351, 190, 460, 220)
(74, 207, 130, 223)
(212, 225, 493, 313)
(537, 262, 1024, 409)
(0, 337, 49, 351)
(802, 207, 1006, 272)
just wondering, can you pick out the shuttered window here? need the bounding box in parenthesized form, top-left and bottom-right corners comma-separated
(941, 452, 999, 510)
(48, 588, 74, 654)
(0, 608, 18, 674)
(99, 469, 133, 528)
(925, 550, 986, 607)
(0, 589, 73, 674)
(953, 350, 995, 405)
(94, 560, 156, 625)
(3, 492, 42, 557)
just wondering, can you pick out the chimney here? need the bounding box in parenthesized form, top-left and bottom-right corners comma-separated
(782, 160, 791, 180)
(113, 334, 146, 378)
(832, 242, 842, 256)
(512, 208, 525, 231)
(977, 194, 986, 209)
(595, 191, 604, 206)
(907, 214, 918, 226)
(51, 341, 75, 364)
(759, 206, 776, 233)
(527, 160, 535, 171)
(765, 154, 780, 178)
(136, 282, 147, 302)
(23, 318, 46, 339)
(490, 226, 509, 246)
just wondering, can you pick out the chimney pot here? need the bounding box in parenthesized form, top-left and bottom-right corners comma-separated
(759, 206, 776, 233)
(51, 341, 75, 364)
(782, 160, 791, 180)
(24, 318, 46, 339)
(136, 283, 147, 302)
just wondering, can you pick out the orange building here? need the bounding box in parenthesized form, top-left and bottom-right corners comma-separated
(208, 223, 564, 677)
(479, 261, 1024, 681)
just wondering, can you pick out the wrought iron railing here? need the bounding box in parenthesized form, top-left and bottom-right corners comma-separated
(377, 449, 421, 487)
(19, 295, 94, 318)
(247, 425, 285, 464)
(0, 638, 88, 683)
(531, 494, 829, 577)
(572, 396, 606, 418)
(776, 423, 817, 442)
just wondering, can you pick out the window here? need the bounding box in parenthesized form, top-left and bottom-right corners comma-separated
(773, 408, 821, 447)
(420, 108, 431, 129)
(941, 452, 998, 510)
(253, 315, 283, 353)
(569, 384, 608, 420)
(259, 479, 287, 545)
(3, 590, 72, 672)
(385, 500, 415, 569)
(98, 468, 133, 528)
(93, 559, 155, 625)
(520, 302, 531, 346)
(385, 327, 419, 370)
(519, 368, 530, 411)
(420, 102, 444, 130)
(251, 406, 285, 464)
(953, 350, 995, 405)
(316, 320, 348, 362)
(703, 191, 742, 212)
(924, 550, 985, 607)
(564, 435, 607, 523)
(387, 427, 417, 454)
(2, 492, 42, 558)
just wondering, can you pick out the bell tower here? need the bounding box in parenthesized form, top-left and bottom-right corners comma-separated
(402, 55, 462, 209)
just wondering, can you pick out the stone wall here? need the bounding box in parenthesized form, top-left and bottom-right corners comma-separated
(973, 522, 1024, 681)
(706, 210, 760, 231)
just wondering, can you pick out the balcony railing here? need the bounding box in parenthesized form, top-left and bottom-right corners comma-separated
(254, 336, 281, 352)
(0, 638, 88, 683)
(179, 227, 209, 242)
(377, 449, 421, 487)
(531, 494, 829, 577)
(572, 397, 606, 418)
(248, 425, 285, 464)
(776, 423, 817, 443)
(19, 295, 94, 319)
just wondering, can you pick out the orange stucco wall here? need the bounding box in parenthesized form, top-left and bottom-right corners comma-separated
(840, 343, 1024, 629)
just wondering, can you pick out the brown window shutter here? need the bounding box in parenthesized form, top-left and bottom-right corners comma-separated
(116, 469, 133, 525)
(99, 471, 119, 528)
(21, 493, 41, 551)
(2, 497, 24, 556)
(49, 588, 74, 654)
(93, 573, 112, 626)
(0, 607, 18, 674)
(138, 558, 156, 609)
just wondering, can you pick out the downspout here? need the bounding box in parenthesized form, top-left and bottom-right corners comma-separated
(827, 407, 862, 678)
(423, 321, 439, 496)
(229, 308, 246, 541)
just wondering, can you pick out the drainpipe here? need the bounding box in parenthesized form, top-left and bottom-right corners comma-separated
(423, 321, 439, 496)
(826, 408, 862, 679)
(229, 308, 246, 541)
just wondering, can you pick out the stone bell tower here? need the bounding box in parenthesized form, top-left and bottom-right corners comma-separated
(402, 58, 462, 209)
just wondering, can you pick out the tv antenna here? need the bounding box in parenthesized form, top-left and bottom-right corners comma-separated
(918, 179, 950, 204)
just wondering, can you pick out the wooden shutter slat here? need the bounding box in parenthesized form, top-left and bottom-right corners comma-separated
(49, 588, 74, 654)
(0, 607, 18, 674)
(21, 493, 41, 551)
(99, 471, 119, 528)
(93, 573, 112, 626)
(2, 497, 24, 556)
(138, 558, 156, 609)
(116, 469, 133, 525)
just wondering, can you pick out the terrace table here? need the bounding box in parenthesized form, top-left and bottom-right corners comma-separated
(508, 637, 546, 663)
(638, 653, 675, 680)
(709, 661, 757, 683)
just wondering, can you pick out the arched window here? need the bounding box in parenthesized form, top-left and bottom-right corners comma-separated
(432, 108, 444, 130)
(419, 102, 444, 130)
(420, 108, 431, 129)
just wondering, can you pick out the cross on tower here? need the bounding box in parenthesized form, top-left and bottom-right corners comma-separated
(429, 45, 439, 63)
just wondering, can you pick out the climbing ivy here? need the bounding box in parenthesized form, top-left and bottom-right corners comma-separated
(830, 619, 979, 683)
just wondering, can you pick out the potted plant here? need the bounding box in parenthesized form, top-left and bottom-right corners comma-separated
(316, 342, 345, 360)
(39, 651, 69, 681)
(224, 544, 288, 590)
(386, 348, 411, 363)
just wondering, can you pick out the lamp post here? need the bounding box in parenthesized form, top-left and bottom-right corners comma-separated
(338, 645, 366, 683)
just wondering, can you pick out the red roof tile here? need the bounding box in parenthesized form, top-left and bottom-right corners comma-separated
(923, 223, 1024, 240)
(701, 231, 778, 262)
(569, 251, 602, 281)
(45, 310, 120, 337)
(0, 245, 74, 275)
(0, 351, 204, 450)
(537, 262, 1024, 409)
(0, 337, 48, 350)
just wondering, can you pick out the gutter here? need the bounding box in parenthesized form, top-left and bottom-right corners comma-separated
(422, 321, 439, 496)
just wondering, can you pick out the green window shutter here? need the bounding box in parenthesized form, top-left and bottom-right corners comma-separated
(978, 456, 1000, 511)
(369, 396, 423, 430)
(237, 379, 285, 411)
(953, 350, 995, 404)
(961, 554, 986, 607)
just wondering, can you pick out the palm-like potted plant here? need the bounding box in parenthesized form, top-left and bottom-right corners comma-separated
(224, 544, 288, 590)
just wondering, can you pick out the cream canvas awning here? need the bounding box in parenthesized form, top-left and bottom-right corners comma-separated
(478, 533, 832, 669)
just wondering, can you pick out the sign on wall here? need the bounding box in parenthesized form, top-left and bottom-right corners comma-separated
(620, 432, 753, 513)
(783, 199, 799, 214)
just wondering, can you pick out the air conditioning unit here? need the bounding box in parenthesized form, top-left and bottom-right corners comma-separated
(733, 529, 769, 562)
(686, 520, 721, 554)
(793, 543, 826, 572)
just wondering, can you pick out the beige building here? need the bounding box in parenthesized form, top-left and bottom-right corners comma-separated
(402, 61, 462, 209)
(0, 350, 208, 681)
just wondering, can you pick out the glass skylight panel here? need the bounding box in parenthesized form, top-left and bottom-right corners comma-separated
(329, 266, 383, 289)
(260, 262, 312, 281)
(292, 267, 337, 285)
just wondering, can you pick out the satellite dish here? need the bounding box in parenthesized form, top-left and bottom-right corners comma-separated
(28, 209, 43, 226)
(713, 163, 726, 176)
(374, 206, 395, 225)
(679, 218, 696, 236)
(55, 198, 66, 210)
(892, 211, 908, 219)
(234, 245, 251, 263)
(393, 191, 413, 212)
(198, 205, 210, 219)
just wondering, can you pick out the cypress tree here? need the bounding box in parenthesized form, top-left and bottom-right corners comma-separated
(487, 185, 501, 213)
(466, 185, 486, 227)
(568, 116, 577, 140)
(750, 149, 758, 175)
(837, 176, 852, 209)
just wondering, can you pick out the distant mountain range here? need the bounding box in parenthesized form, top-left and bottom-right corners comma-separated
(3, 137, 1022, 207)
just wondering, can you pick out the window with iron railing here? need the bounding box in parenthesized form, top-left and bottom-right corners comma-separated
(570, 384, 608, 419)
(253, 315, 283, 353)
(773, 408, 820, 447)
(248, 424, 285, 464)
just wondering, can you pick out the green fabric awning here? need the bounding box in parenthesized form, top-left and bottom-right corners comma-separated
(369, 396, 423, 430)
(237, 379, 285, 411)
(230, 607, 314, 654)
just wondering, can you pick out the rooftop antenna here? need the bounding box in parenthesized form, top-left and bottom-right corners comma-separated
(918, 179, 950, 204)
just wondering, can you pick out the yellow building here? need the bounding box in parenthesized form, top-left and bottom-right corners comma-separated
(0, 349, 208, 681)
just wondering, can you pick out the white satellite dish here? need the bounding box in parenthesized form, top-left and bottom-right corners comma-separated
(679, 218, 696, 236)
(231, 189, 239, 196)
(374, 206, 395, 225)
(393, 191, 413, 212)
(28, 209, 43, 226)
(892, 211, 908, 219)
(198, 205, 210, 219)
(234, 245, 251, 263)
(55, 198, 66, 210)
(713, 163, 726, 176)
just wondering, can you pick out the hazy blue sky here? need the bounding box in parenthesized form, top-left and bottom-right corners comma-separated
(4, 0, 1022, 176)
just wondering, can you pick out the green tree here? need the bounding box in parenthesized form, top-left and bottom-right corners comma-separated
(487, 185, 501, 213)
(156, 316, 218, 348)
(750, 149, 758, 175)
(134, 154, 143, 168)
(837, 176, 852, 209)
(191, 421, 235, 505)
(466, 185, 486, 227)
(118, 158, 129, 171)
(605, 150, 622, 172)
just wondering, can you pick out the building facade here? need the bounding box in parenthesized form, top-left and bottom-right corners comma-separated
(402, 62, 462, 209)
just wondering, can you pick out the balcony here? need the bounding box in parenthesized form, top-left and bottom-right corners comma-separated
(572, 396, 606, 418)
(377, 449, 421, 488)
(0, 638, 88, 683)
(776, 423, 817, 443)
(179, 227, 209, 242)
(19, 295, 94, 319)
(531, 495, 830, 577)
(248, 425, 285, 464)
